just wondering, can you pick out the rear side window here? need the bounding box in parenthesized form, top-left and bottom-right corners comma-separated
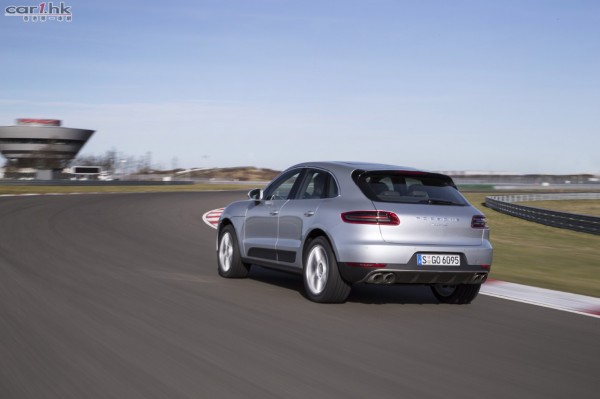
(352, 170, 467, 206)
(298, 170, 339, 199)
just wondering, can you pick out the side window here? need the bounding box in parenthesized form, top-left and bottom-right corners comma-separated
(299, 170, 339, 199)
(326, 174, 339, 198)
(264, 169, 302, 200)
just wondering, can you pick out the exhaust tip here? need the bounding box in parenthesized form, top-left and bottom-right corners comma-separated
(367, 272, 396, 284)
(383, 273, 395, 284)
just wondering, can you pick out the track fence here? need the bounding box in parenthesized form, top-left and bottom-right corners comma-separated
(485, 193, 600, 235)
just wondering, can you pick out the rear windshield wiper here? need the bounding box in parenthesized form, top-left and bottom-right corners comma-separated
(427, 199, 462, 206)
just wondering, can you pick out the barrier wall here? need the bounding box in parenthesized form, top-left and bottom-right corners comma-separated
(485, 193, 600, 235)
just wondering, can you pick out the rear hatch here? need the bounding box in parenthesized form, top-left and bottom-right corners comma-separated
(352, 170, 485, 246)
(374, 202, 484, 246)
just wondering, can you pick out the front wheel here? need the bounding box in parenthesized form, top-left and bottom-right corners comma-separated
(431, 284, 481, 304)
(303, 237, 351, 303)
(217, 225, 250, 278)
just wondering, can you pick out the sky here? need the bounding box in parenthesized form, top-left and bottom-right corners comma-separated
(1, 0, 599, 173)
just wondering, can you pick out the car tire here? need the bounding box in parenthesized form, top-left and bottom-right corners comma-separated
(217, 225, 250, 278)
(303, 237, 351, 303)
(431, 284, 481, 304)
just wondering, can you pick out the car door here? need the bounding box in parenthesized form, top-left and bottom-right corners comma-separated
(243, 168, 304, 263)
(276, 169, 339, 269)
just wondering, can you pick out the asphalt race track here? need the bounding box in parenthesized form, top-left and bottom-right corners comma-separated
(1, 192, 598, 399)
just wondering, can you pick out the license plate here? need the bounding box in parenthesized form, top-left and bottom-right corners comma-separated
(417, 254, 461, 266)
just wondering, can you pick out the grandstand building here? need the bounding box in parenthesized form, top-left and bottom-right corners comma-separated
(0, 119, 94, 172)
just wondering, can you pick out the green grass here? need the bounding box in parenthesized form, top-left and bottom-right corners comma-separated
(464, 193, 600, 297)
(518, 200, 600, 217)
(0, 184, 256, 195)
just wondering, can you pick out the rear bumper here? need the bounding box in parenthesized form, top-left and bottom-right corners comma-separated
(338, 252, 490, 285)
(356, 269, 488, 285)
(335, 239, 492, 285)
(334, 240, 493, 266)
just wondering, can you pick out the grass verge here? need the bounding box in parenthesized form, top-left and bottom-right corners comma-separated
(518, 200, 600, 217)
(465, 193, 600, 297)
(0, 184, 256, 195)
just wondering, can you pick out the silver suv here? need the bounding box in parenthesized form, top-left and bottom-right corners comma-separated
(217, 162, 492, 303)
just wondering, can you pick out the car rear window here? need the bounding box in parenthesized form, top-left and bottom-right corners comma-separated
(352, 170, 467, 206)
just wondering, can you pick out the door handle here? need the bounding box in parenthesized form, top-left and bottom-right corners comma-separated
(270, 210, 279, 216)
(304, 211, 315, 217)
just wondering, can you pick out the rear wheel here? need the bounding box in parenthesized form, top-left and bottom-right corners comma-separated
(303, 237, 351, 303)
(218, 225, 250, 278)
(431, 284, 481, 304)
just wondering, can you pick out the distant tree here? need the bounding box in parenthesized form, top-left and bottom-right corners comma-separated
(71, 149, 119, 172)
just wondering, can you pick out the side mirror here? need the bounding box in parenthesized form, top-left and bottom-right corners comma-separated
(248, 188, 263, 201)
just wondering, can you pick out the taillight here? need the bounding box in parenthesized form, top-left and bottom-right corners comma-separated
(471, 215, 487, 229)
(341, 211, 400, 225)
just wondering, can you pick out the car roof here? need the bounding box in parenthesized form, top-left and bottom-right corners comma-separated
(276, 162, 447, 200)
(286, 161, 420, 173)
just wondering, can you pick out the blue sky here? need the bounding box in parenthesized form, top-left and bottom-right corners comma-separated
(1, 0, 599, 173)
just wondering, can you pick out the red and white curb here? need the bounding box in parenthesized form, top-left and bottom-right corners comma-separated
(481, 279, 600, 319)
(202, 208, 600, 318)
(202, 208, 223, 229)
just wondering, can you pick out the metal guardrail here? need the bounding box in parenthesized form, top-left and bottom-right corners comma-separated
(485, 193, 600, 235)
(487, 193, 600, 203)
